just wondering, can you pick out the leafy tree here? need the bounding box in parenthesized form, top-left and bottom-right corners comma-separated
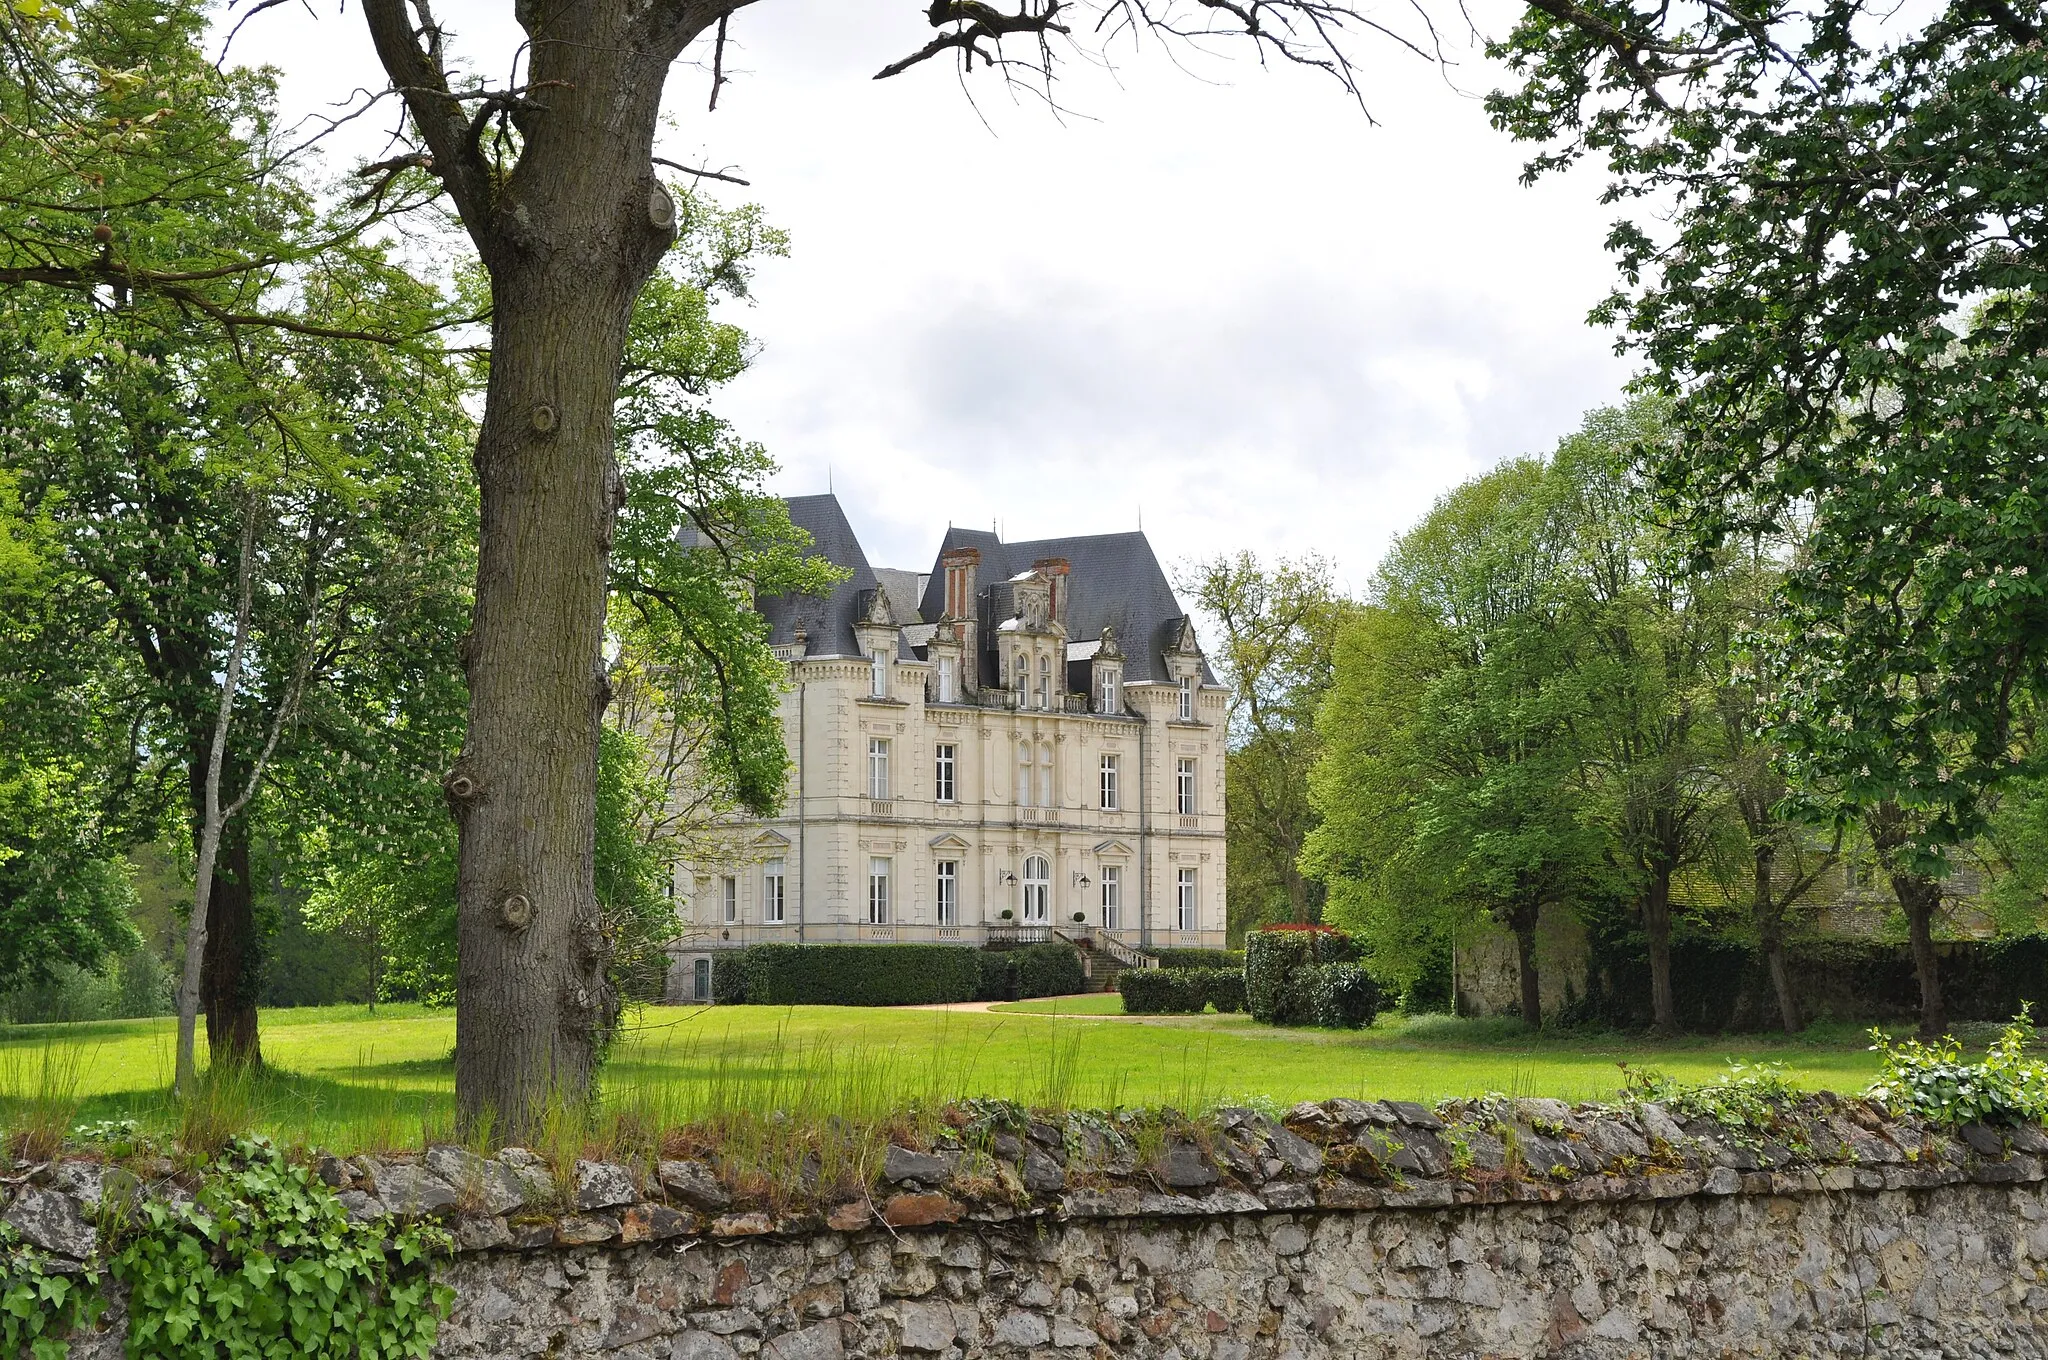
(1488, 0, 2048, 1036)
(1308, 458, 1609, 1025)
(1553, 402, 1729, 1034)
(0, 469, 141, 989)
(1184, 552, 1355, 937)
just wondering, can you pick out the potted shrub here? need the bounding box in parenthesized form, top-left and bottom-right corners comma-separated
(1072, 912, 1087, 924)
(999, 909, 1014, 920)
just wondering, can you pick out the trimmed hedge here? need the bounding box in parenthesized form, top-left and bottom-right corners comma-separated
(1298, 961, 1379, 1029)
(1014, 943, 1086, 999)
(1117, 966, 1245, 1015)
(1148, 948, 1245, 971)
(974, 952, 1018, 1003)
(741, 943, 979, 1006)
(712, 949, 751, 1005)
(1246, 925, 1360, 1026)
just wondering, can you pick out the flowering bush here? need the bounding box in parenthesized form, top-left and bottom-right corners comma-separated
(1866, 1007, 2048, 1127)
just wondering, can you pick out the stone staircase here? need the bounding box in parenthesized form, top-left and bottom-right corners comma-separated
(1054, 929, 1155, 994)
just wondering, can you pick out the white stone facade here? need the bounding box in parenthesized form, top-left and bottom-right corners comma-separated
(667, 498, 1227, 1000)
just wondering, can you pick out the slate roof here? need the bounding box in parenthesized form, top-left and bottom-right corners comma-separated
(761, 495, 1212, 684)
(756, 494, 879, 659)
(915, 526, 1216, 686)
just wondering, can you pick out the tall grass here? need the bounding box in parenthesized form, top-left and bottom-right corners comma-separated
(0, 1040, 87, 1161)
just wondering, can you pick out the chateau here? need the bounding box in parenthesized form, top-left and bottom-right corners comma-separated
(667, 494, 1227, 1001)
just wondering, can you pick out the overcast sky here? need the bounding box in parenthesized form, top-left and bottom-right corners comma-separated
(237, 0, 1632, 595)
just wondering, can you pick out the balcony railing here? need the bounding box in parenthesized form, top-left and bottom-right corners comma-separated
(667, 922, 1226, 951)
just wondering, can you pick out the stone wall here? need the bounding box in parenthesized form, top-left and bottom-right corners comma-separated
(20, 1095, 2048, 1357)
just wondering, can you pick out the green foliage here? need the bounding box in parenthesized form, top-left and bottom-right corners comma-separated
(1118, 969, 1207, 1014)
(1119, 967, 1247, 1015)
(1866, 1011, 2048, 1128)
(0, 946, 170, 1024)
(1487, 0, 2048, 861)
(973, 953, 1018, 1003)
(0, 1219, 103, 1360)
(1296, 963, 1379, 1030)
(1147, 949, 1244, 971)
(741, 944, 980, 1007)
(113, 1136, 453, 1359)
(711, 948, 752, 1005)
(1621, 1061, 1801, 1136)
(1012, 943, 1085, 999)
(1183, 553, 1357, 936)
(1245, 927, 1360, 1026)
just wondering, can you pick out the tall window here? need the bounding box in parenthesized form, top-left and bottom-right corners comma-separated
(938, 656, 957, 703)
(1176, 758, 1197, 815)
(1016, 741, 1032, 807)
(1099, 754, 1120, 810)
(1022, 855, 1050, 924)
(934, 743, 956, 803)
(1037, 744, 1053, 808)
(1176, 868, 1197, 931)
(871, 648, 888, 699)
(936, 860, 958, 925)
(1037, 655, 1050, 710)
(1099, 669, 1120, 713)
(1012, 653, 1027, 697)
(1100, 865, 1121, 931)
(763, 860, 786, 924)
(868, 857, 891, 924)
(868, 738, 890, 799)
(1177, 675, 1193, 720)
(721, 875, 738, 925)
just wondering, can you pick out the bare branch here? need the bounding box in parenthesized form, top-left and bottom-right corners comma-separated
(652, 156, 751, 186)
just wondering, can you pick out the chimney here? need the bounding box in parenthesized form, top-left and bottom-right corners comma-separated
(1032, 557, 1071, 628)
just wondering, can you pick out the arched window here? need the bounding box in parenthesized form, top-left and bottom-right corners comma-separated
(1037, 742, 1053, 807)
(1013, 652, 1027, 696)
(1016, 741, 1033, 807)
(1037, 655, 1050, 709)
(1022, 855, 1050, 924)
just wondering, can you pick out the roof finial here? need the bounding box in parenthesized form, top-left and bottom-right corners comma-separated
(828, 465, 833, 494)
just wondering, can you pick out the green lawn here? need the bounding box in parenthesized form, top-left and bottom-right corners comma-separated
(1, 1002, 1895, 1153)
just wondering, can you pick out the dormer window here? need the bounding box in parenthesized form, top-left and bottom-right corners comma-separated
(1178, 675, 1193, 721)
(872, 648, 888, 699)
(1037, 655, 1050, 710)
(1098, 669, 1121, 714)
(1012, 653, 1027, 698)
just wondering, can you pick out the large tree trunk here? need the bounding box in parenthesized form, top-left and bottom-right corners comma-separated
(200, 825, 262, 1066)
(1892, 869, 1947, 1040)
(361, 0, 701, 1140)
(1642, 862, 1676, 1035)
(1509, 899, 1543, 1029)
(1751, 844, 1803, 1034)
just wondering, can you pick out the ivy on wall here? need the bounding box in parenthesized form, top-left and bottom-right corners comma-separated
(3, 1137, 452, 1359)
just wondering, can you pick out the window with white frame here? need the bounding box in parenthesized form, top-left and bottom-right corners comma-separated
(1100, 865, 1121, 931)
(1015, 741, 1032, 807)
(1099, 753, 1120, 810)
(1037, 744, 1053, 808)
(867, 737, 890, 800)
(1177, 674, 1193, 720)
(871, 647, 888, 699)
(1022, 855, 1050, 923)
(1176, 868, 1197, 931)
(1012, 653, 1027, 697)
(1176, 757, 1197, 815)
(1037, 655, 1050, 710)
(721, 875, 738, 924)
(763, 860, 786, 924)
(867, 857, 891, 924)
(936, 860, 958, 925)
(1099, 669, 1120, 713)
(934, 743, 956, 803)
(938, 656, 957, 703)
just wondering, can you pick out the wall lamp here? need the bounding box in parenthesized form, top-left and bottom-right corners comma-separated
(1072, 872, 1092, 888)
(999, 869, 1017, 884)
